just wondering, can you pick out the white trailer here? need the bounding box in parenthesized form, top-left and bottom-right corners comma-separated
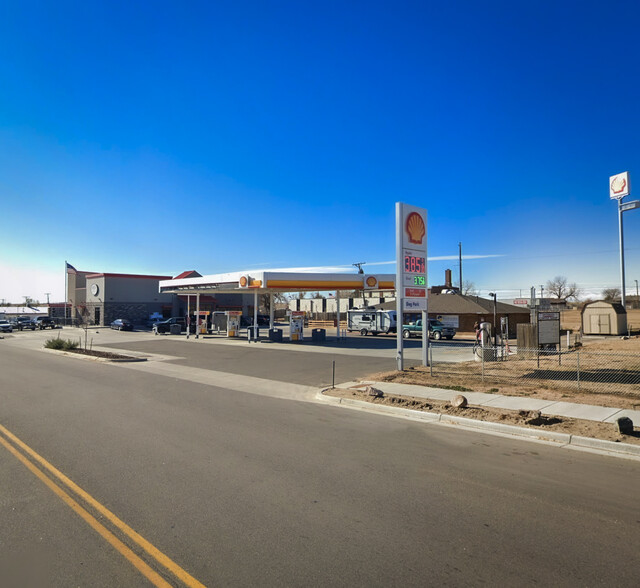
(347, 309, 397, 336)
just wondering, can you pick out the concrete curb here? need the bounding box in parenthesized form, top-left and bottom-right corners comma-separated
(317, 391, 640, 460)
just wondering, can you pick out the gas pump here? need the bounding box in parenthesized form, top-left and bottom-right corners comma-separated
(474, 321, 496, 362)
(290, 311, 305, 342)
(197, 311, 209, 335)
(226, 311, 241, 337)
(500, 316, 510, 357)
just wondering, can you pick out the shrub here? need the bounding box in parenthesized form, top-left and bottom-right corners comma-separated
(44, 337, 79, 351)
(44, 337, 65, 350)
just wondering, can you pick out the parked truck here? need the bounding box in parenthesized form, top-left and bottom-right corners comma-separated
(347, 309, 397, 336)
(402, 318, 456, 340)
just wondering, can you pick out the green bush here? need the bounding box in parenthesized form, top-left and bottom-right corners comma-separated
(45, 337, 79, 351)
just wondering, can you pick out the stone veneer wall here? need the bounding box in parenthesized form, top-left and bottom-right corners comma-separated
(98, 303, 172, 326)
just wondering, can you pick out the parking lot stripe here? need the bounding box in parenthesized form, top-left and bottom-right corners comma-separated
(0, 423, 206, 588)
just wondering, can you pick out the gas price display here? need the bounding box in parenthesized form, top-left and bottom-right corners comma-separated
(412, 276, 426, 286)
(404, 255, 425, 274)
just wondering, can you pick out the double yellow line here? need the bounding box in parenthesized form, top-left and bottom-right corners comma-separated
(0, 423, 206, 588)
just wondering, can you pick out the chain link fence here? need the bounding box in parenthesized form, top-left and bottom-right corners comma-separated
(429, 343, 640, 398)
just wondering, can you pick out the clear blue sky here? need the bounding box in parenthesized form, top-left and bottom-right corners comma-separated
(1, 0, 639, 302)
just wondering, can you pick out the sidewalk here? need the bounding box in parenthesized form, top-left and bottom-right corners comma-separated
(334, 380, 640, 424)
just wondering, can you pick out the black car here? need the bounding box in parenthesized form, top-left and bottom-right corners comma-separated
(153, 317, 186, 334)
(111, 318, 134, 331)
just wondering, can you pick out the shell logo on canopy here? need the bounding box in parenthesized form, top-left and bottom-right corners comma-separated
(238, 275, 249, 288)
(406, 212, 426, 245)
(365, 276, 378, 289)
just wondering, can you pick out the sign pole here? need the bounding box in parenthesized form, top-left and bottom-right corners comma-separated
(610, 171, 631, 309)
(618, 200, 626, 309)
(396, 202, 404, 371)
(396, 201, 428, 370)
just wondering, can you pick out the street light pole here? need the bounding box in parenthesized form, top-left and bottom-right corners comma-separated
(489, 292, 497, 346)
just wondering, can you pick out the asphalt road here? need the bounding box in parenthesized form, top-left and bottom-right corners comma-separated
(1, 342, 640, 586)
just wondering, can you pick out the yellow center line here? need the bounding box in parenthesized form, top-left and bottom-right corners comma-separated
(0, 434, 172, 587)
(0, 423, 207, 588)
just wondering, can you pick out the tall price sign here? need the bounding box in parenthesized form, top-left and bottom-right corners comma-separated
(396, 202, 428, 369)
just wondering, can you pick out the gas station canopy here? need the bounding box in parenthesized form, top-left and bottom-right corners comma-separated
(159, 270, 396, 295)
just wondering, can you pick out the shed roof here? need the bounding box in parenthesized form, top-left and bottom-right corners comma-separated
(375, 293, 530, 314)
(580, 300, 627, 315)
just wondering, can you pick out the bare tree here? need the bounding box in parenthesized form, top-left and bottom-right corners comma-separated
(461, 280, 477, 295)
(602, 287, 620, 302)
(545, 276, 581, 300)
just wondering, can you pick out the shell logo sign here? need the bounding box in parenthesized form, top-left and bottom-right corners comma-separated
(365, 276, 377, 289)
(405, 212, 426, 245)
(238, 275, 249, 288)
(610, 171, 630, 200)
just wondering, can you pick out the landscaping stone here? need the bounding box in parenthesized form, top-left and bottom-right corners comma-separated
(451, 394, 468, 408)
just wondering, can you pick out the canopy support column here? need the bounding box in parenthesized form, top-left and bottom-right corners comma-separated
(336, 292, 341, 340)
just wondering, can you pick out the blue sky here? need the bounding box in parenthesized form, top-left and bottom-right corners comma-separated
(1, 0, 639, 303)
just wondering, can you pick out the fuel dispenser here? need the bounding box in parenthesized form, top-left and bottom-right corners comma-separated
(197, 311, 209, 335)
(474, 321, 496, 362)
(290, 311, 305, 342)
(226, 311, 242, 338)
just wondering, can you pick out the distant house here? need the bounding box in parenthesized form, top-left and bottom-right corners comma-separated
(375, 293, 530, 336)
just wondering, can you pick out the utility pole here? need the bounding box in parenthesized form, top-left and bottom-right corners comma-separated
(352, 262, 366, 274)
(45, 292, 51, 304)
(458, 242, 462, 291)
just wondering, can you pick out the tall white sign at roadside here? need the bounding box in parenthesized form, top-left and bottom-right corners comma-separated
(396, 202, 428, 370)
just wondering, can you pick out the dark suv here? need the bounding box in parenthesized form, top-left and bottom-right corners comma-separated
(34, 316, 58, 329)
(14, 317, 36, 331)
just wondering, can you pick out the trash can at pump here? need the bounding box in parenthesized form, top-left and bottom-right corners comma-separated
(249, 326, 259, 340)
(312, 328, 326, 342)
(169, 323, 182, 335)
(269, 328, 283, 342)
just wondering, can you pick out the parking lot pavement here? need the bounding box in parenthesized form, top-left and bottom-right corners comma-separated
(97, 337, 415, 387)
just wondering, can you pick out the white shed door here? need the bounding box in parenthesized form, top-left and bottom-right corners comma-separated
(590, 314, 610, 334)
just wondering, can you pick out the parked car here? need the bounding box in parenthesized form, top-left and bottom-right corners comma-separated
(34, 316, 58, 329)
(111, 318, 134, 331)
(13, 316, 36, 331)
(0, 320, 13, 333)
(153, 317, 186, 335)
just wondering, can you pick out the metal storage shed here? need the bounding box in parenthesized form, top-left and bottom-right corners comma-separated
(581, 301, 627, 335)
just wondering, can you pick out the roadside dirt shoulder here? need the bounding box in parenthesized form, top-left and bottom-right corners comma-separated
(326, 387, 640, 446)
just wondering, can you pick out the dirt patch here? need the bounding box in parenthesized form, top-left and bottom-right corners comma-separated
(64, 349, 140, 360)
(578, 334, 640, 353)
(326, 387, 640, 445)
(366, 365, 640, 410)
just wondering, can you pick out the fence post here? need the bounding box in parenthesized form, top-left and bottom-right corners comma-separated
(481, 346, 485, 382)
(576, 351, 580, 391)
(429, 343, 433, 376)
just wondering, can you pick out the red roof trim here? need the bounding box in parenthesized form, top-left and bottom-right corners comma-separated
(84, 273, 172, 280)
(173, 270, 202, 280)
